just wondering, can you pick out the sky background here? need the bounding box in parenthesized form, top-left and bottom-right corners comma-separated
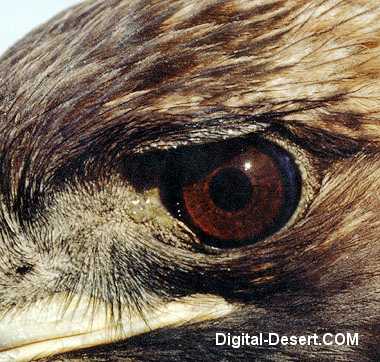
(0, 0, 82, 56)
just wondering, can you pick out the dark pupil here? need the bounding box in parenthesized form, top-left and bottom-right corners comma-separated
(209, 167, 253, 212)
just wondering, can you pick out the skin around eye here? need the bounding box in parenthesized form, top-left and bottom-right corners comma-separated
(161, 136, 319, 248)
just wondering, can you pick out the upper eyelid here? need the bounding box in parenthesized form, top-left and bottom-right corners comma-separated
(131, 116, 361, 160)
(129, 118, 270, 155)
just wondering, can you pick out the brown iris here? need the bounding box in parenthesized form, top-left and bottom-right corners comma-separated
(182, 146, 285, 241)
(162, 138, 301, 247)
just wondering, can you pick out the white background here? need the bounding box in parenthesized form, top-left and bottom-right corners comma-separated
(0, 0, 82, 56)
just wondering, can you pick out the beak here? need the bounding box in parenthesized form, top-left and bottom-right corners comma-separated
(0, 294, 234, 362)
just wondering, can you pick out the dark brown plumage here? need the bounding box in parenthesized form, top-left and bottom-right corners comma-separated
(0, 1, 379, 361)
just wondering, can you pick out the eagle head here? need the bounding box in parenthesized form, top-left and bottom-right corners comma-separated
(0, 1, 379, 361)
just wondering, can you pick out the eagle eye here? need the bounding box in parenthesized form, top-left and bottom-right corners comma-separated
(160, 135, 317, 248)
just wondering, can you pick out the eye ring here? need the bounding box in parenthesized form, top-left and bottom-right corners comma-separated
(160, 135, 319, 248)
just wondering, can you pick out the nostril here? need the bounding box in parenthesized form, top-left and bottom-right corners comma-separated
(15, 264, 34, 276)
